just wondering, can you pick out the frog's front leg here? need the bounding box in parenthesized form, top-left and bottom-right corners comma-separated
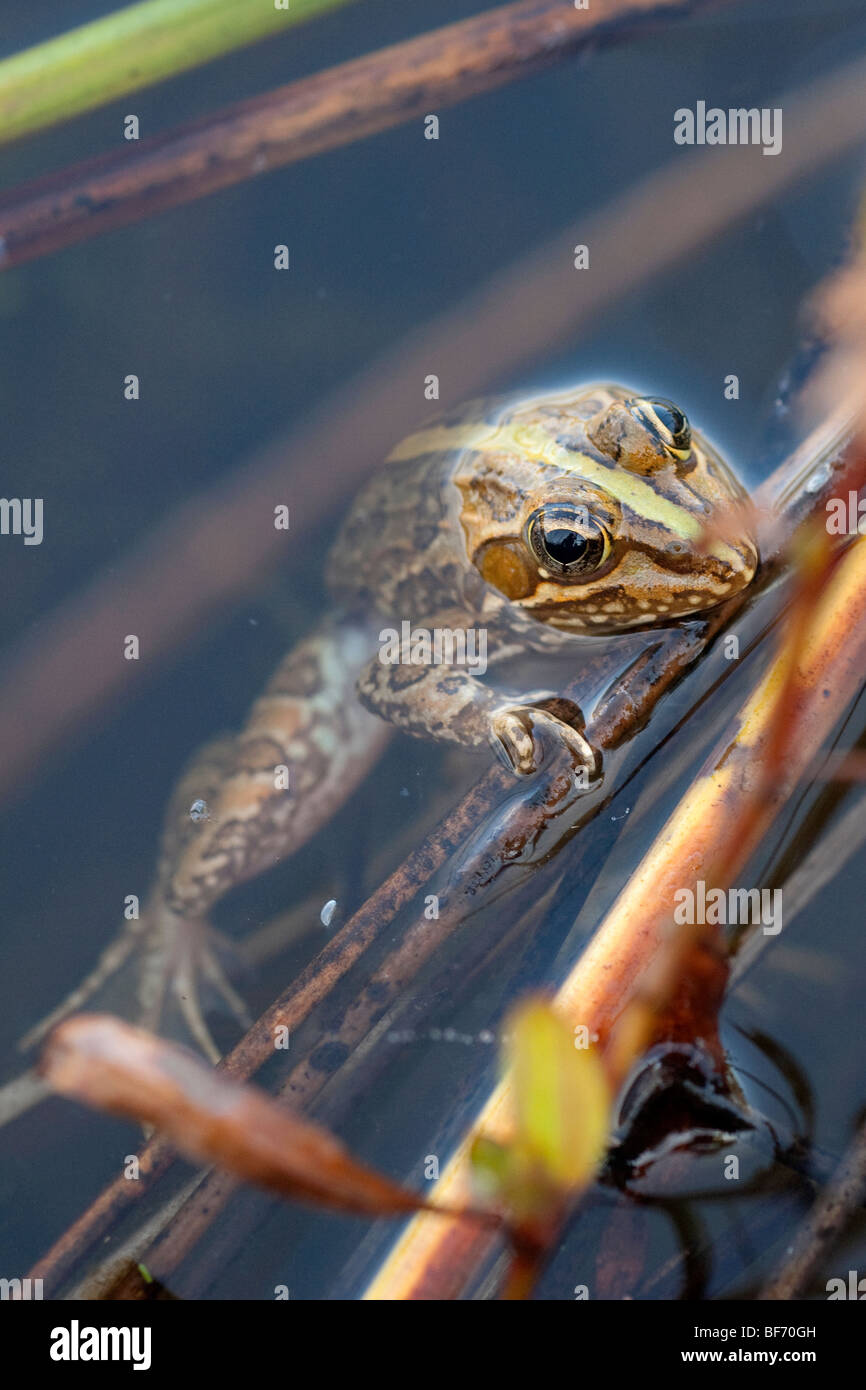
(357, 613, 601, 779)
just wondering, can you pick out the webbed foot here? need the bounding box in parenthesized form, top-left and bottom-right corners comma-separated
(139, 910, 252, 1064)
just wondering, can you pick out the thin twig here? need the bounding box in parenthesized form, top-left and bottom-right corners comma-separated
(41, 1015, 497, 1223)
(0, 0, 725, 269)
(759, 1115, 866, 1299)
(0, 0, 352, 149)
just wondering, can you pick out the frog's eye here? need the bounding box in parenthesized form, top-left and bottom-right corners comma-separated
(626, 397, 692, 460)
(525, 503, 611, 579)
(586, 394, 693, 473)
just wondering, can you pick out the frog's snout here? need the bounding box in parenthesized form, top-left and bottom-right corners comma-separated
(727, 535, 759, 591)
(693, 530, 759, 606)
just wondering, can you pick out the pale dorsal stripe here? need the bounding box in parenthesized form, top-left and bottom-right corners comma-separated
(387, 421, 739, 566)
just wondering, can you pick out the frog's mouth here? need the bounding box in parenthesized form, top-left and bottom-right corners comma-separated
(522, 538, 758, 631)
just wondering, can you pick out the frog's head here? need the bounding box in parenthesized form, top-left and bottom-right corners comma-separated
(457, 384, 758, 632)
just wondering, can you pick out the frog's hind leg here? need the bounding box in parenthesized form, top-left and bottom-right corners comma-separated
(164, 617, 389, 917)
(148, 618, 391, 1059)
(138, 907, 252, 1064)
(17, 619, 389, 1067)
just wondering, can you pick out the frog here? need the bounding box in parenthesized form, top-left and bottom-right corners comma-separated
(19, 383, 757, 1065)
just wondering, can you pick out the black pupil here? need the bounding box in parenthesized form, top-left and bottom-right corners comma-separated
(652, 401, 686, 440)
(543, 527, 588, 566)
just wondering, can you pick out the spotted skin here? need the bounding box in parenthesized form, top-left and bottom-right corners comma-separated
(22, 383, 756, 1061)
(335, 383, 756, 767)
(23, 619, 388, 1062)
(166, 618, 388, 917)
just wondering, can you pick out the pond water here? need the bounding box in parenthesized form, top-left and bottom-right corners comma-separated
(1, 0, 865, 1300)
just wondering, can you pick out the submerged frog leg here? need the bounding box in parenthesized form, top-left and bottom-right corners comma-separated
(149, 618, 387, 1057)
(164, 618, 388, 917)
(356, 611, 602, 779)
(18, 619, 388, 1064)
(137, 911, 251, 1065)
(198, 931, 253, 1028)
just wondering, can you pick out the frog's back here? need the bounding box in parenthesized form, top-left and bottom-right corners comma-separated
(325, 399, 495, 619)
(325, 390, 603, 618)
(327, 383, 757, 630)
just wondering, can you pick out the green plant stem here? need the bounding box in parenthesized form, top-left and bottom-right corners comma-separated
(0, 0, 353, 147)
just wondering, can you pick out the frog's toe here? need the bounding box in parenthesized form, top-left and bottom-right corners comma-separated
(184, 932, 253, 1061)
(172, 972, 222, 1065)
(198, 932, 253, 1031)
(556, 719, 603, 784)
(491, 704, 602, 781)
(491, 706, 537, 774)
(140, 912, 251, 1064)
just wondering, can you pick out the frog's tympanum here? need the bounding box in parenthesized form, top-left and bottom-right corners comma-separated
(25, 384, 757, 1059)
